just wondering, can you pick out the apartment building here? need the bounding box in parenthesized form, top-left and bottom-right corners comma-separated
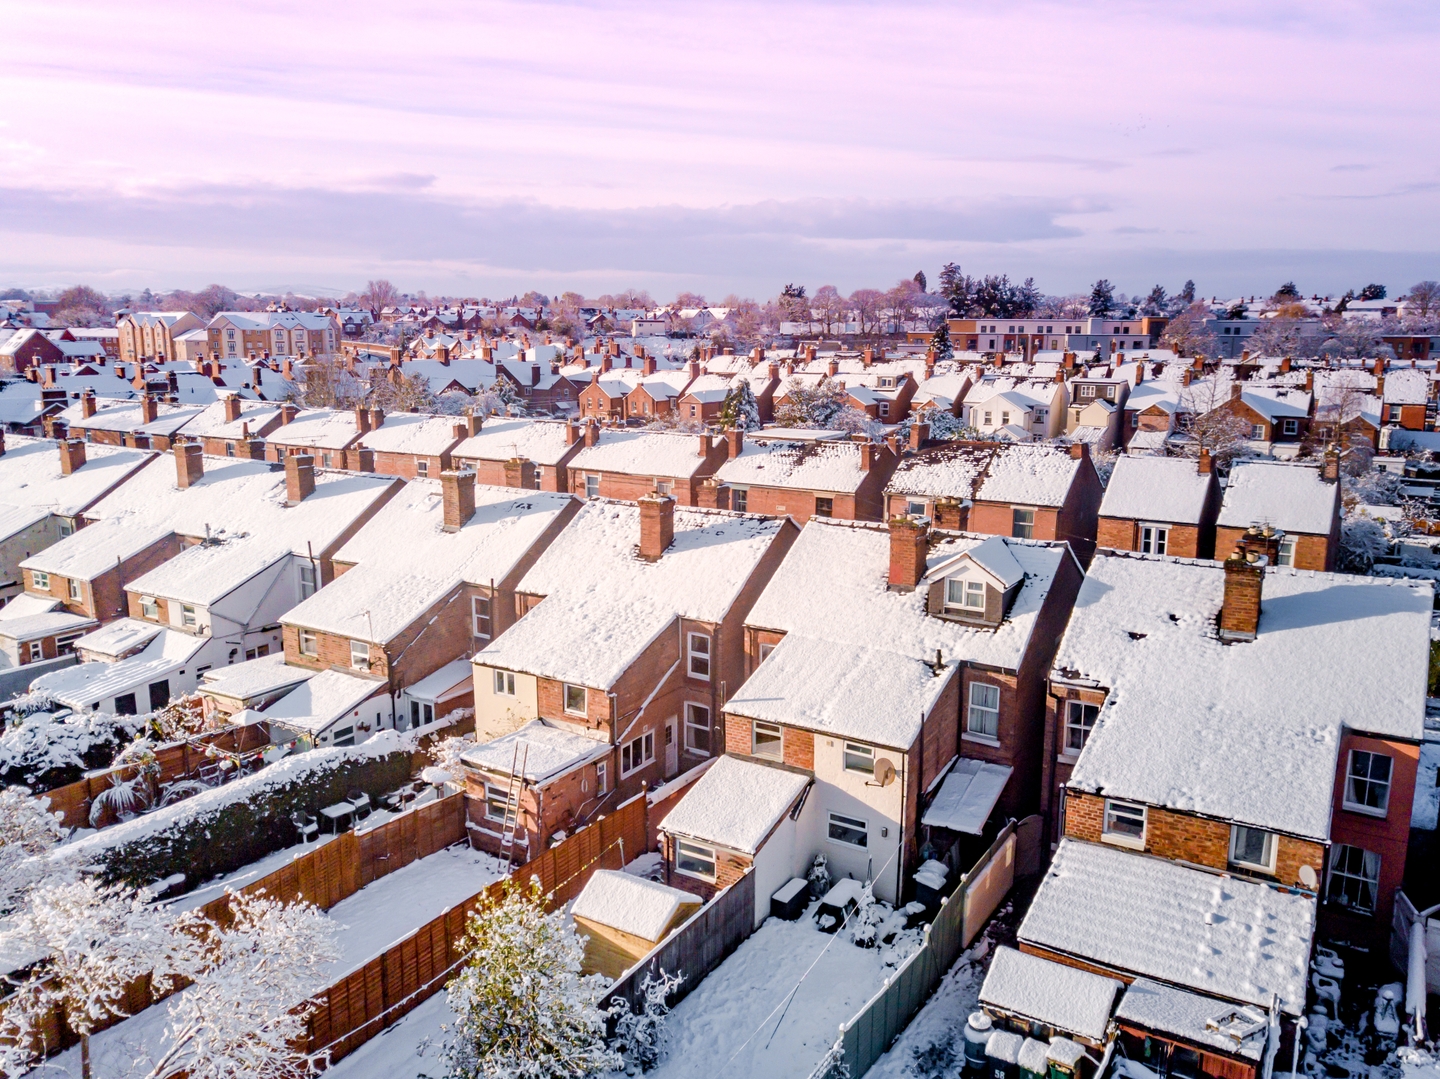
(117, 312, 205, 363)
(206, 311, 340, 360)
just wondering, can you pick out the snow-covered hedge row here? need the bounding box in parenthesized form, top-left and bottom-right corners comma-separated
(55, 732, 417, 889)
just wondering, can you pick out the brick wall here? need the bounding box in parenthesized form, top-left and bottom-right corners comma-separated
(1097, 518, 1204, 559)
(737, 485, 856, 522)
(1214, 526, 1332, 572)
(1327, 732, 1420, 937)
(38, 532, 184, 622)
(968, 501, 1061, 542)
(783, 728, 814, 770)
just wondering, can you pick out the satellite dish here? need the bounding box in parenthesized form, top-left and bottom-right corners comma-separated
(1298, 864, 1318, 890)
(874, 758, 896, 787)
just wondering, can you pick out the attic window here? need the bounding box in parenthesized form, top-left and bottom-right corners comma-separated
(945, 577, 985, 612)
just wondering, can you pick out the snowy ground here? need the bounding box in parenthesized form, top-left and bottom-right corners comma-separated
(324, 989, 453, 1079)
(32, 843, 505, 1078)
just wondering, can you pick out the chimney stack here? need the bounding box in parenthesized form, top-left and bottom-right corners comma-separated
(1198, 448, 1213, 475)
(638, 491, 676, 562)
(1322, 445, 1340, 483)
(284, 453, 316, 505)
(909, 421, 929, 450)
(223, 394, 242, 423)
(583, 420, 600, 448)
(0, 429, 7, 457)
(174, 441, 204, 488)
(280, 403, 298, 425)
(862, 348, 874, 367)
(726, 428, 744, 458)
(80, 389, 96, 419)
(354, 404, 371, 434)
(502, 457, 536, 489)
(697, 433, 711, 457)
(933, 497, 966, 531)
(1219, 527, 1280, 641)
(440, 468, 477, 531)
(805, 345, 817, 363)
(1279, 356, 1292, 374)
(140, 394, 158, 424)
(1230, 382, 1242, 401)
(369, 407, 384, 430)
(1069, 442, 1089, 462)
(466, 409, 483, 438)
(887, 515, 930, 592)
(826, 358, 839, 377)
(1375, 374, 1385, 400)
(565, 419, 579, 446)
(58, 438, 86, 476)
(1182, 368, 1193, 386)
(1305, 369, 1314, 393)
(643, 356, 657, 376)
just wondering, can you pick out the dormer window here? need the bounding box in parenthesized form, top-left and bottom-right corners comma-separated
(945, 577, 985, 612)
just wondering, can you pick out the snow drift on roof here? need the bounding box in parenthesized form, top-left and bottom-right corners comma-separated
(1019, 840, 1315, 1015)
(461, 719, 610, 783)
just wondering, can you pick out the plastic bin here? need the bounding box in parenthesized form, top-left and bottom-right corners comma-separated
(963, 1011, 993, 1072)
(986, 1030, 1023, 1079)
(770, 877, 809, 921)
(1019, 1038, 1051, 1079)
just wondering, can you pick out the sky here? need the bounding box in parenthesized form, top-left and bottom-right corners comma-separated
(1, 0, 1438, 301)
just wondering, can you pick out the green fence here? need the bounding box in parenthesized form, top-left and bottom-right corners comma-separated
(816, 820, 1018, 1079)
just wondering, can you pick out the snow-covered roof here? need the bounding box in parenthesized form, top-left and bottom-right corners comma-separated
(1018, 840, 1315, 1015)
(405, 657, 472, 703)
(358, 413, 463, 457)
(0, 609, 94, 642)
(32, 630, 207, 707)
(198, 653, 312, 703)
(1216, 461, 1338, 536)
(1238, 387, 1310, 422)
(477, 501, 784, 689)
(463, 719, 612, 782)
(1114, 979, 1268, 1061)
(1381, 368, 1428, 405)
(886, 443, 1081, 507)
(1055, 553, 1430, 838)
(21, 516, 175, 579)
(71, 617, 162, 659)
(921, 759, 1013, 834)
(260, 669, 385, 734)
(659, 754, 810, 854)
(266, 408, 361, 450)
(716, 440, 871, 495)
(60, 399, 205, 436)
(1100, 456, 1213, 525)
(0, 435, 152, 521)
(451, 418, 576, 466)
(178, 399, 281, 439)
(568, 429, 714, 480)
(730, 522, 1064, 747)
(978, 945, 1121, 1042)
(570, 869, 700, 941)
(283, 481, 573, 643)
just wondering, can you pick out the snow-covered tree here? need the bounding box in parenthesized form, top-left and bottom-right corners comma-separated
(719, 380, 761, 431)
(1339, 516, 1391, 573)
(441, 878, 619, 1079)
(427, 734, 474, 786)
(611, 968, 683, 1074)
(1160, 303, 1216, 358)
(1088, 279, 1116, 318)
(0, 786, 66, 916)
(0, 880, 189, 1079)
(930, 321, 953, 362)
(142, 891, 338, 1079)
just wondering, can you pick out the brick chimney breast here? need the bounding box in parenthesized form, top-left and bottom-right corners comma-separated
(354, 404, 371, 434)
(887, 515, 930, 592)
(1198, 448, 1213, 475)
(440, 468, 476, 532)
(1322, 445, 1340, 483)
(638, 491, 675, 562)
(726, 428, 744, 459)
(1218, 548, 1265, 642)
(58, 438, 86, 476)
(175, 441, 204, 488)
(285, 453, 316, 505)
(81, 389, 97, 419)
(369, 407, 384, 430)
(223, 394, 241, 423)
(140, 394, 158, 424)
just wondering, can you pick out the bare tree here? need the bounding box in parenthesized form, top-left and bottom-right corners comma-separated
(1176, 380, 1255, 468)
(361, 279, 400, 310)
(812, 285, 845, 337)
(1160, 303, 1217, 357)
(1404, 280, 1440, 320)
(849, 289, 884, 338)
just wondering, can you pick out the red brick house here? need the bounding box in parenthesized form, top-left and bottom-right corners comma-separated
(451, 415, 585, 492)
(576, 367, 643, 421)
(1377, 368, 1429, 430)
(183, 394, 285, 457)
(567, 427, 732, 506)
(717, 516, 1084, 904)
(355, 410, 467, 480)
(1202, 384, 1313, 452)
(1096, 452, 1221, 559)
(60, 392, 206, 451)
(672, 373, 733, 424)
(1214, 458, 1341, 571)
(263, 405, 360, 469)
(713, 429, 900, 521)
(468, 497, 797, 858)
(885, 441, 1103, 561)
(625, 367, 695, 422)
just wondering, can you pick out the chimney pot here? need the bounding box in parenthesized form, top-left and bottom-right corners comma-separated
(284, 453, 316, 504)
(638, 491, 676, 561)
(887, 515, 930, 592)
(175, 441, 204, 488)
(1219, 549, 1268, 641)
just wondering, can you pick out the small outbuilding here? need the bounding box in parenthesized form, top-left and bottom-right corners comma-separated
(570, 869, 702, 978)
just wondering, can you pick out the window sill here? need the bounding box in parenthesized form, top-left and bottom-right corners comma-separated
(1227, 861, 1277, 878)
(1100, 832, 1145, 850)
(1341, 801, 1388, 819)
(1057, 749, 1081, 762)
(673, 867, 717, 884)
(962, 732, 1001, 749)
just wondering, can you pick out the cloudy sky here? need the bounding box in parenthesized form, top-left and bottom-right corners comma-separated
(2, 0, 1438, 300)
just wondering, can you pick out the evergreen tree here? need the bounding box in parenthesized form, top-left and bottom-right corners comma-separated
(912, 270, 927, 292)
(719, 380, 761, 431)
(1274, 281, 1302, 301)
(1179, 279, 1196, 304)
(930, 321, 953, 362)
(1358, 282, 1387, 301)
(1087, 279, 1117, 317)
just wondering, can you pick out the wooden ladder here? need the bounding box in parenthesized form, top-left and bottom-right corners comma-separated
(498, 742, 529, 866)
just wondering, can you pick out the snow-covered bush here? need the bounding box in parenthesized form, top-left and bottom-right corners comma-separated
(0, 786, 68, 916)
(807, 853, 832, 899)
(850, 884, 884, 948)
(611, 968, 683, 1074)
(0, 707, 145, 792)
(1339, 516, 1391, 572)
(145, 891, 339, 1079)
(442, 877, 620, 1079)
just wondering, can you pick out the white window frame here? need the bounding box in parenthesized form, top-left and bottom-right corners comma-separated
(595, 760, 607, 794)
(563, 683, 586, 716)
(1250, 423, 1266, 440)
(493, 669, 515, 696)
(1326, 844, 1380, 914)
(687, 632, 711, 680)
(1282, 418, 1299, 436)
(684, 701, 711, 755)
(675, 839, 717, 882)
(1011, 507, 1035, 539)
(1343, 749, 1392, 816)
(1102, 798, 1146, 848)
(472, 595, 492, 639)
(621, 731, 655, 776)
(584, 474, 600, 498)
(349, 639, 370, 670)
(299, 564, 317, 599)
(732, 487, 748, 512)
(758, 641, 775, 663)
(415, 458, 429, 477)
(906, 500, 926, 517)
(827, 811, 869, 848)
(27, 640, 42, 662)
(752, 720, 783, 761)
(140, 595, 159, 620)
(1064, 700, 1098, 754)
(1229, 825, 1277, 873)
(298, 629, 318, 656)
(843, 742, 875, 775)
(31, 571, 49, 592)
(484, 783, 512, 823)
(1139, 523, 1168, 556)
(967, 682, 1000, 739)
(1276, 536, 1296, 567)
(180, 604, 198, 629)
(68, 579, 82, 601)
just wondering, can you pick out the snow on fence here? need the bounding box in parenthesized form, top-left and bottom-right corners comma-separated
(604, 867, 755, 1022)
(43, 719, 273, 828)
(817, 821, 1018, 1079)
(306, 790, 650, 1068)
